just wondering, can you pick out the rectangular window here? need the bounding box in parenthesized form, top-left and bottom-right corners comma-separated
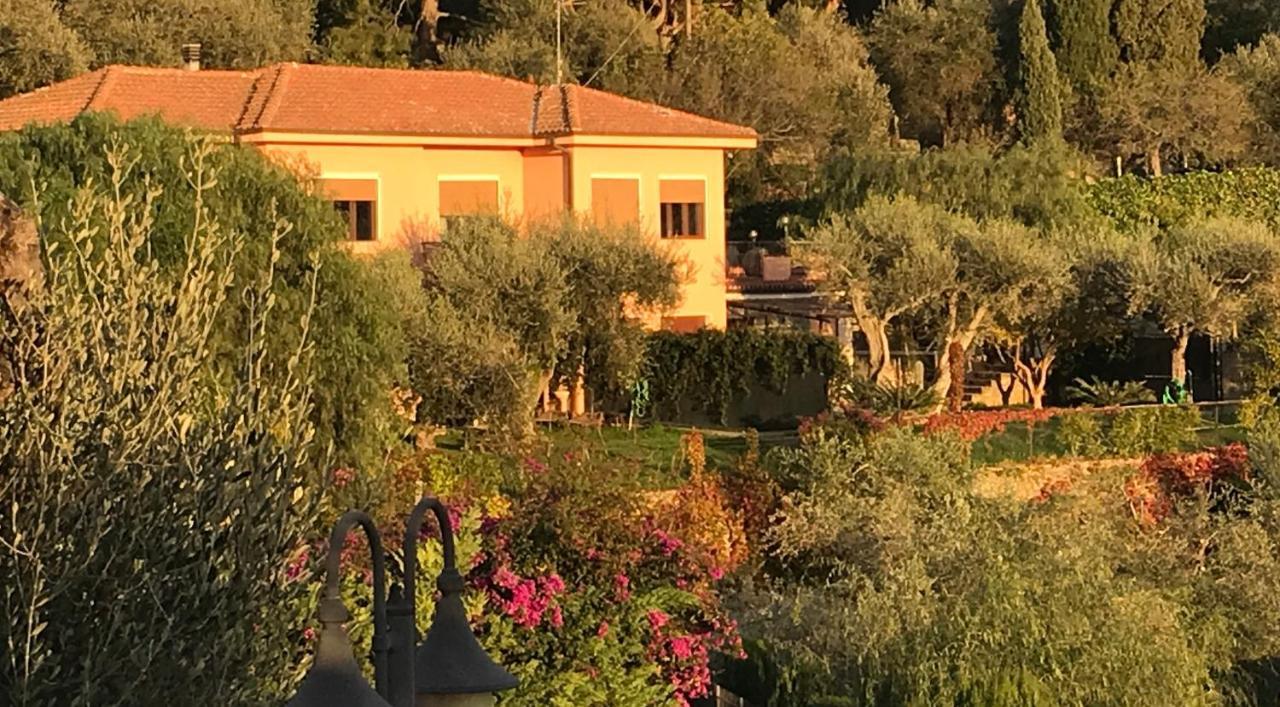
(591, 178, 640, 226)
(333, 200, 376, 241)
(439, 180, 500, 217)
(322, 178, 378, 242)
(659, 179, 705, 239)
(661, 316, 707, 334)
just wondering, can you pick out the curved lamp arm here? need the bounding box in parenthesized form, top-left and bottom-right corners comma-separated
(324, 510, 390, 695)
(401, 497, 457, 606)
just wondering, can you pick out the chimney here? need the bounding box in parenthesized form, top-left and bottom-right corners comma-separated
(181, 43, 202, 71)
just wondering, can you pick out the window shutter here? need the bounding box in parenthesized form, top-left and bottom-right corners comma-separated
(591, 178, 640, 226)
(321, 179, 377, 202)
(659, 180, 705, 204)
(440, 180, 500, 216)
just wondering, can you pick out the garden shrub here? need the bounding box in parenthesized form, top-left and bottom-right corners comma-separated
(0, 114, 409, 469)
(1066, 375, 1156, 406)
(642, 328, 843, 424)
(0, 146, 320, 704)
(738, 421, 1280, 705)
(1108, 405, 1201, 457)
(1057, 410, 1106, 457)
(288, 434, 750, 706)
(457, 443, 746, 705)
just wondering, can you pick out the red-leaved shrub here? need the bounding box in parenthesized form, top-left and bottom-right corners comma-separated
(1125, 443, 1251, 526)
(922, 408, 1061, 441)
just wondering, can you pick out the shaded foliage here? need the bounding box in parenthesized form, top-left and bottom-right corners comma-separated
(642, 328, 843, 423)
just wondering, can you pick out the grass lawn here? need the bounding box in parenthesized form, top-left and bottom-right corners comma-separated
(434, 423, 789, 489)
(970, 417, 1247, 468)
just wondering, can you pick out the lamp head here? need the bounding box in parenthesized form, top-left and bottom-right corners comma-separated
(413, 567, 519, 697)
(287, 597, 393, 707)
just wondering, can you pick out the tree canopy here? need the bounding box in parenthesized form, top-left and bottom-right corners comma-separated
(1128, 216, 1280, 388)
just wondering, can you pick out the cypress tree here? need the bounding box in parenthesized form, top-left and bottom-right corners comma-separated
(1016, 0, 1064, 143)
(1112, 0, 1207, 71)
(1046, 0, 1117, 93)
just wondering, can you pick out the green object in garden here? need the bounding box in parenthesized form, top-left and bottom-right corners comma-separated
(1162, 377, 1188, 405)
(628, 378, 652, 430)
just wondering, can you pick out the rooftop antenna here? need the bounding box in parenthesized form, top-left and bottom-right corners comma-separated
(555, 0, 564, 85)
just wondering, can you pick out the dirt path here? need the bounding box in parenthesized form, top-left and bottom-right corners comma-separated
(973, 457, 1140, 501)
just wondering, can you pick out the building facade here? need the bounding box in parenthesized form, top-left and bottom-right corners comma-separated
(0, 62, 756, 328)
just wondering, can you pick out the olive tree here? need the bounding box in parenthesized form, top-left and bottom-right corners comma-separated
(0, 144, 318, 704)
(407, 215, 679, 434)
(537, 217, 680, 399)
(794, 196, 957, 386)
(1128, 216, 1280, 392)
(410, 216, 569, 434)
(927, 217, 1062, 408)
(989, 225, 1132, 408)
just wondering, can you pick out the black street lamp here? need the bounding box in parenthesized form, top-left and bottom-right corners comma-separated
(287, 497, 518, 707)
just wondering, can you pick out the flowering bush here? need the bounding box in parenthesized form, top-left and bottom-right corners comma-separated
(293, 436, 747, 706)
(474, 438, 746, 706)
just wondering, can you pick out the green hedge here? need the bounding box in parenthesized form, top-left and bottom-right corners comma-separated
(1088, 168, 1280, 232)
(1058, 405, 1202, 458)
(641, 329, 843, 424)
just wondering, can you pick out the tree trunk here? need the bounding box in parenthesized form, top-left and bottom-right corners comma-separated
(1171, 328, 1190, 391)
(946, 339, 966, 413)
(1017, 356, 1054, 410)
(1147, 145, 1163, 177)
(414, 0, 443, 65)
(863, 319, 894, 386)
(849, 293, 895, 386)
(929, 299, 988, 409)
(1010, 342, 1056, 410)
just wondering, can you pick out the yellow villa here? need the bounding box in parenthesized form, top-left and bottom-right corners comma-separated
(0, 62, 757, 329)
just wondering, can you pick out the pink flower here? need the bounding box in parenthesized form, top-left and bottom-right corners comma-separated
(521, 457, 548, 475)
(670, 635, 695, 660)
(331, 467, 355, 487)
(596, 621, 610, 638)
(541, 573, 565, 595)
(709, 566, 725, 581)
(488, 567, 564, 630)
(647, 609, 670, 631)
(613, 573, 631, 602)
(302, 626, 316, 642)
(492, 566, 520, 590)
(653, 528, 683, 556)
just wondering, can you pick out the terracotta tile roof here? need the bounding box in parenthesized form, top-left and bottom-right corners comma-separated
(0, 66, 261, 131)
(530, 82, 757, 139)
(0, 63, 757, 142)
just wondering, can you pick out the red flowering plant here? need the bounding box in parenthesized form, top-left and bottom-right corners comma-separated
(1125, 443, 1252, 526)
